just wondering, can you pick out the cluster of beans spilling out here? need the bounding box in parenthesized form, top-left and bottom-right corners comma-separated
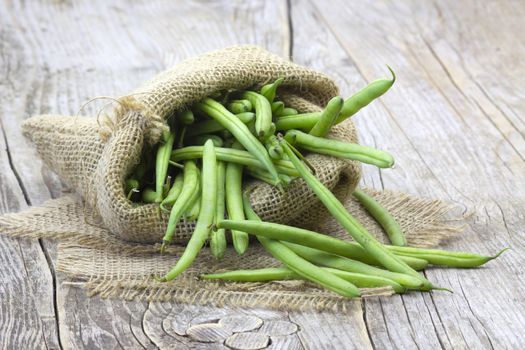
(126, 71, 506, 296)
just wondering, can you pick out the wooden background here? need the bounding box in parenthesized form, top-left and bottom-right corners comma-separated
(1, 0, 524, 348)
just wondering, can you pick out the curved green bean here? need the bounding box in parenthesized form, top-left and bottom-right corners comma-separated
(242, 91, 273, 140)
(260, 77, 284, 103)
(225, 142, 249, 255)
(159, 140, 217, 281)
(275, 68, 396, 131)
(284, 130, 394, 168)
(160, 173, 184, 211)
(195, 98, 281, 187)
(352, 189, 406, 246)
(210, 161, 227, 259)
(228, 99, 252, 114)
(309, 97, 343, 138)
(217, 219, 427, 270)
(242, 196, 361, 298)
(171, 146, 299, 177)
(160, 160, 200, 251)
(283, 242, 426, 290)
(337, 66, 395, 123)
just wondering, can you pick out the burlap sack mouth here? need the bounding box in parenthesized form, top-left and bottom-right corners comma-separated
(22, 45, 361, 244)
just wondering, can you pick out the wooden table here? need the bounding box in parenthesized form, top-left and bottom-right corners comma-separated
(1, 1, 523, 348)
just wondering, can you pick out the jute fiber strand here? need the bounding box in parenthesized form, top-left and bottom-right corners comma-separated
(0, 189, 461, 310)
(21, 45, 360, 244)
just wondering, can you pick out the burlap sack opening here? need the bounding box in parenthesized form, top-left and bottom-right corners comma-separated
(21, 45, 360, 244)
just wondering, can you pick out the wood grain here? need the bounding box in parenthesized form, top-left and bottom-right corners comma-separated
(0, 0, 523, 349)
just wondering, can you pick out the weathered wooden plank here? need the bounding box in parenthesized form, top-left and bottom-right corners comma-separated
(291, 0, 525, 349)
(0, 125, 58, 348)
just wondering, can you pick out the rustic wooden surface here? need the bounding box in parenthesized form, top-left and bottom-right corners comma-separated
(0, 0, 523, 349)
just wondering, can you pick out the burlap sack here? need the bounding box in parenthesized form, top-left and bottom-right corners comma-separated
(1, 45, 464, 310)
(21, 45, 360, 244)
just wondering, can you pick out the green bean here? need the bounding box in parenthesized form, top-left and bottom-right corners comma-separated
(225, 142, 249, 255)
(242, 196, 361, 298)
(184, 193, 201, 221)
(201, 267, 405, 293)
(271, 101, 284, 115)
(155, 130, 176, 202)
(186, 110, 254, 138)
(162, 176, 172, 197)
(178, 110, 195, 125)
(125, 178, 139, 195)
(186, 134, 224, 147)
(283, 242, 426, 290)
(384, 246, 509, 268)
(201, 267, 295, 282)
(260, 77, 284, 103)
(159, 140, 217, 281)
(275, 69, 395, 131)
(275, 112, 320, 132)
(195, 98, 281, 187)
(235, 112, 255, 122)
(171, 146, 299, 177)
(245, 167, 294, 187)
(160, 173, 184, 211)
(242, 91, 273, 141)
(352, 189, 406, 246)
(323, 268, 405, 293)
(161, 160, 200, 251)
(309, 97, 343, 138)
(217, 219, 427, 270)
(142, 187, 157, 203)
(270, 141, 432, 288)
(276, 107, 298, 117)
(228, 99, 253, 114)
(245, 167, 280, 186)
(285, 129, 394, 168)
(336, 66, 395, 123)
(210, 161, 227, 259)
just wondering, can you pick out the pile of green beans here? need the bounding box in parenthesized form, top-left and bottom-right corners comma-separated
(124, 71, 506, 294)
